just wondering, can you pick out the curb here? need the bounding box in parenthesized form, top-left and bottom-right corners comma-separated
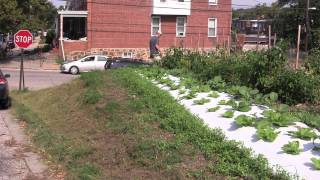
(1, 67, 60, 72)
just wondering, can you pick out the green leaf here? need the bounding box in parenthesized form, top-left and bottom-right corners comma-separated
(288, 128, 317, 141)
(256, 120, 272, 129)
(235, 115, 256, 127)
(237, 101, 251, 112)
(269, 92, 278, 102)
(282, 141, 301, 155)
(208, 106, 220, 112)
(218, 100, 228, 105)
(257, 127, 279, 142)
(311, 158, 320, 170)
(179, 89, 187, 95)
(223, 111, 235, 118)
(208, 91, 220, 98)
(193, 98, 211, 105)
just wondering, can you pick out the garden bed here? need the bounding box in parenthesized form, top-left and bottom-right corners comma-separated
(139, 69, 320, 179)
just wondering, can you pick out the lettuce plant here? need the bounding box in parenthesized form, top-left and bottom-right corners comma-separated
(218, 100, 228, 105)
(179, 89, 187, 95)
(208, 91, 220, 98)
(208, 106, 220, 112)
(257, 127, 279, 142)
(235, 115, 256, 127)
(288, 128, 317, 141)
(282, 141, 301, 155)
(226, 99, 237, 107)
(311, 158, 320, 170)
(223, 111, 235, 118)
(233, 101, 251, 112)
(182, 92, 197, 100)
(193, 98, 210, 105)
(263, 110, 293, 127)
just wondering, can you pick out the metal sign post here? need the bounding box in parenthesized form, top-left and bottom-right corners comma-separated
(14, 30, 33, 91)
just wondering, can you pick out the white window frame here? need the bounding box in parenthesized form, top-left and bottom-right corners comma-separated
(208, 18, 217, 37)
(151, 16, 161, 36)
(209, 0, 218, 5)
(176, 17, 186, 37)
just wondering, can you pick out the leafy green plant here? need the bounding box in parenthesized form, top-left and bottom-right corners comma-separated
(262, 110, 293, 127)
(235, 115, 256, 127)
(193, 98, 211, 105)
(223, 111, 235, 118)
(282, 141, 301, 155)
(218, 100, 228, 105)
(311, 158, 320, 170)
(232, 101, 251, 112)
(207, 76, 226, 91)
(257, 127, 279, 142)
(256, 120, 272, 129)
(182, 91, 197, 100)
(226, 99, 237, 107)
(169, 83, 180, 90)
(179, 89, 187, 95)
(288, 128, 317, 141)
(208, 106, 220, 112)
(208, 91, 220, 98)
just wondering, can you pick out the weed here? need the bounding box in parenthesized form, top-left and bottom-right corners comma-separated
(82, 89, 103, 104)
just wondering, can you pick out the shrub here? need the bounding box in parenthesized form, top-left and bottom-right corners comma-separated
(305, 49, 320, 75)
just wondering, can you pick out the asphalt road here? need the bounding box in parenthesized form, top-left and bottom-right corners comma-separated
(2, 69, 78, 90)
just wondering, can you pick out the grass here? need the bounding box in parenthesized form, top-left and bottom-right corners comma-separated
(12, 69, 293, 179)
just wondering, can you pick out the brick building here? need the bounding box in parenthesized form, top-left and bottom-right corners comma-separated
(57, 0, 232, 60)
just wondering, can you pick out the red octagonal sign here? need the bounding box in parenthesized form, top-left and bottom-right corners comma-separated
(14, 30, 33, 49)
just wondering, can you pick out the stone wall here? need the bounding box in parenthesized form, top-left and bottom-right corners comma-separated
(65, 48, 150, 61)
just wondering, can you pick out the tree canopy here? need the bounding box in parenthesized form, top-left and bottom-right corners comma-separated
(0, 0, 57, 33)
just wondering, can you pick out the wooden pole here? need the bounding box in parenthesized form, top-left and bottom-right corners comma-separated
(268, 25, 271, 49)
(274, 33, 277, 46)
(19, 49, 25, 91)
(295, 25, 301, 70)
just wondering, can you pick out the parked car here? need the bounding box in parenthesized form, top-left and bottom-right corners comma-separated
(0, 69, 11, 109)
(60, 55, 112, 75)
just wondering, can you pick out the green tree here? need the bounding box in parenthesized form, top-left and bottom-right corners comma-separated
(0, 0, 23, 33)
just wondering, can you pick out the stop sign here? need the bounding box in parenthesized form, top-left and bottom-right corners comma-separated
(14, 30, 33, 49)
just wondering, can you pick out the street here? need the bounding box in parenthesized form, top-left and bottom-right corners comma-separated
(2, 69, 78, 90)
(0, 69, 76, 179)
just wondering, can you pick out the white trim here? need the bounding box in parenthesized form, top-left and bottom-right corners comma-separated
(209, 0, 218, 5)
(57, 10, 88, 17)
(151, 16, 161, 36)
(176, 17, 186, 37)
(208, 18, 217, 37)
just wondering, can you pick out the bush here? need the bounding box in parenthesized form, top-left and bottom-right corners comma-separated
(305, 49, 320, 75)
(159, 47, 320, 105)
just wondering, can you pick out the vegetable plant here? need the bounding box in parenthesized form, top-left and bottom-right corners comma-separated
(282, 141, 301, 155)
(232, 101, 251, 112)
(235, 115, 256, 127)
(226, 99, 237, 107)
(288, 128, 317, 141)
(208, 91, 220, 98)
(311, 158, 320, 170)
(262, 110, 293, 127)
(223, 111, 235, 118)
(257, 127, 279, 142)
(182, 91, 197, 100)
(218, 100, 228, 105)
(193, 98, 210, 105)
(208, 106, 220, 112)
(179, 89, 187, 95)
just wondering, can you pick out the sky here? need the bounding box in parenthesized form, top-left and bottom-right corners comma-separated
(51, 0, 278, 8)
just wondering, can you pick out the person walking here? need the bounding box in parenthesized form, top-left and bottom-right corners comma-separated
(149, 30, 162, 61)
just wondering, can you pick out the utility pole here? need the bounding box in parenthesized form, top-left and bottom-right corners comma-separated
(305, 0, 311, 52)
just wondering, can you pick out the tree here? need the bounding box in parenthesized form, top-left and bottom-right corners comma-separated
(0, 0, 57, 33)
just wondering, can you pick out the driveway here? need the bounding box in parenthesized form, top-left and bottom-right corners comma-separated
(0, 69, 76, 179)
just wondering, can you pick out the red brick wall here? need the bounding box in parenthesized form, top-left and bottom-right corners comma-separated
(63, 41, 88, 52)
(86, 0, 231, 49)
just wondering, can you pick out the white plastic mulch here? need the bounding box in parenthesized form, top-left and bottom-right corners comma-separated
(147, 74, 320, 180)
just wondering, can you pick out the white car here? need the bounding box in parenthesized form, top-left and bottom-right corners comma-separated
(60, 55, 111, 75)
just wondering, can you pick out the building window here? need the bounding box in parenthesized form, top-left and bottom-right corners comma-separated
(176, 17, 186, 37)
(208, 18, 217, 37)
(151, 16, 161, 36)
(209, 0, 218, 5)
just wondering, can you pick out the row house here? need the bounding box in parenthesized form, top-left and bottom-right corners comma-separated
(57, 0, 232, 60)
